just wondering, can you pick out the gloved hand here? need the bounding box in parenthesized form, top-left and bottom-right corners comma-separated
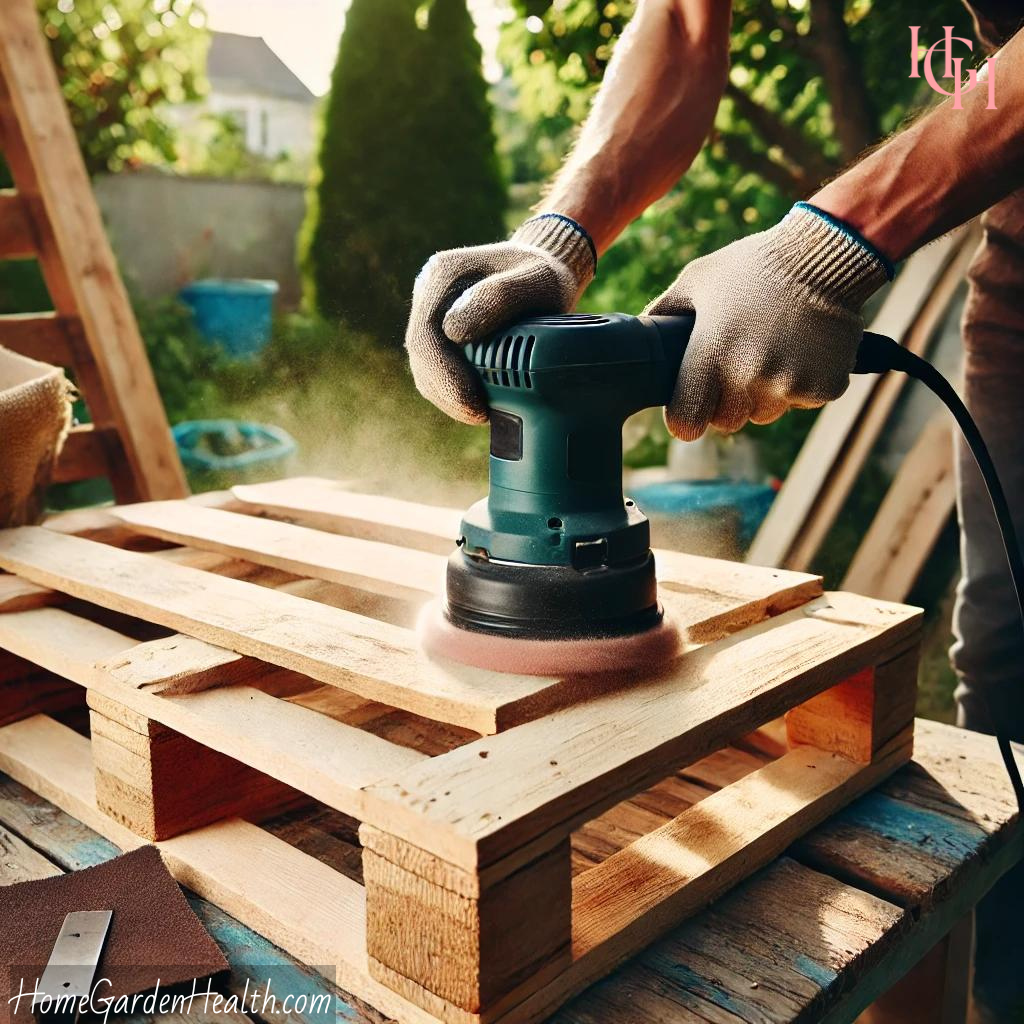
(644, 202, 894, 439)
(406, 214, 597, 424)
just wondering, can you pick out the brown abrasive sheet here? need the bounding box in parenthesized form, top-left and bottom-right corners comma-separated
(0, 845, 228, 1018)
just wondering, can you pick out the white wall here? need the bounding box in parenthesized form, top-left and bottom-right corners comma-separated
(94, 170, 306, 305)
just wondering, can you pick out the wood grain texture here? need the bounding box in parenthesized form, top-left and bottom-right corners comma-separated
(228, 478, 824, 641)
(89, 693, 306, 841)
(363, 593, 922, 868)
(0, 607, 427, 819)
(233, 478, 462, 555)
(0, 525, 829, 736)
(112, 501, 447, 601)
(0, 312, 76, 364)
(0, 526, 556, 734)
(0, 715, 1018, 1024)
(365, 839, 572, 1021)
(786, 645, 919, 763)
(0, 716, 441, 1024)
(843, 416, 955, 602)
(0, 0, 187, 500)
(0, 188, 35, 257)
(52, 423, 116, 483)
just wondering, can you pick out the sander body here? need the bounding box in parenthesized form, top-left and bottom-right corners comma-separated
(421, 312, 693, 675)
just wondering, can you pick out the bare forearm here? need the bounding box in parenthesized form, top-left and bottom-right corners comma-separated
(814, 29, 1024, 261)
(538, 0, 730, 255)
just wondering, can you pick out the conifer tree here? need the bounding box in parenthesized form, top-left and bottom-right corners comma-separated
(301, 0, 505, 343)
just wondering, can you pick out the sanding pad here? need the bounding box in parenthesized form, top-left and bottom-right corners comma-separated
(416, 599, 683, 677)
(0, 845, 227, 1019)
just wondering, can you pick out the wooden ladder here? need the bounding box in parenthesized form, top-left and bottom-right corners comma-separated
(0, 0, 187, 504)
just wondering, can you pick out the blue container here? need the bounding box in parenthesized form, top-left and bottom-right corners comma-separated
(173, 419, 297, 477)
(179, 278, 279, 358)
(630, 480, 777, 548)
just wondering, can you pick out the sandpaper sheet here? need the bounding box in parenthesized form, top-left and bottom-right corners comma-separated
(0, 845, 228, 1019)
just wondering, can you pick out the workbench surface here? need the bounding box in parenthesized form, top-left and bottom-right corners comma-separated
(0, 717, 1019, 1024)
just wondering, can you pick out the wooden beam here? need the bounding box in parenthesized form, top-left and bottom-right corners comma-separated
(0, 526, 828, 735)
(88, 690, 306, 841)
(52, 423, 116, 483)
(0, 606, 427, 820)
(113, 501, 446, 601)
(361, 592, 922, 869)
(111, 498, 824, 640)
(843, 416, 955, 602)
(0, 0, 187, 500)
(0, 312, 76, 365)
(0, 189, 35, 258)
(0, 715, 441, 1024)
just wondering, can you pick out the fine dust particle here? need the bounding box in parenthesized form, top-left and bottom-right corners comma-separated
(550, 760, 558, 766)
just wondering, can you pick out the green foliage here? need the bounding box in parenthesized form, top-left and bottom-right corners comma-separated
(133, 294, 228, 424)
(38, 0, 208, 174)
(502, 0, 973, 312)
(173, 112, 312, 183)
(300, 0, 506, 345)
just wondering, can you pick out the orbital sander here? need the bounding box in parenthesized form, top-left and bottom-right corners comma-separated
(418, 312, 693, 676)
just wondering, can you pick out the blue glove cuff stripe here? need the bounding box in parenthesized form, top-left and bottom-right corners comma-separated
(793, 201, 896, 281)
(524, 213, 598, 272)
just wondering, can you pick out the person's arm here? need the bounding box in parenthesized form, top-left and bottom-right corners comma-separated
(406, 0, 731, 425)
(541, 0, 731, 254)
(814, 32, 1024, 260)
(646, 28, 1024, 440)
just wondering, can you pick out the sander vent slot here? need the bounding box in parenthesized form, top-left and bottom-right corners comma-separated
(470, 333, 536, 389)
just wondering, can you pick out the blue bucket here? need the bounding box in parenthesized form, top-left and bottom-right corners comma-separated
(630, 480, 777, 547)
(172, 419, 297, 478)
(179, 278, 279, 358)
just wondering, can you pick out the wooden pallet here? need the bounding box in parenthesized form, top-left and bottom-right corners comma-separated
(0, 477, 923, 1024)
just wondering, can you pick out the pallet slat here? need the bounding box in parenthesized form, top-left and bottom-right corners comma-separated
(0, 607, 427, 819)
(113, 500, 446, 600)
(362, 592, 922, 868)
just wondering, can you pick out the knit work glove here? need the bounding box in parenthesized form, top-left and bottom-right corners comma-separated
(406, 214, 597, 424)
(644, 202, 894, 440)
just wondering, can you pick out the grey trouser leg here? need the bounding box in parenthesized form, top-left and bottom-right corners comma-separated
(952, 189, 1024, 1018)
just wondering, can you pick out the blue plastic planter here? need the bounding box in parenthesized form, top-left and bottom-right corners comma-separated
(173, 420, 297, 481)
(179, 278, 279, 358)
(630, 480, 777, 547)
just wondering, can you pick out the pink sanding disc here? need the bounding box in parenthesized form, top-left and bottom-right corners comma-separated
(416, 599, 684, 677)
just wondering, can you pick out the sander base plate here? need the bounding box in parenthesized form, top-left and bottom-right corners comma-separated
(416, 599, 684, 677)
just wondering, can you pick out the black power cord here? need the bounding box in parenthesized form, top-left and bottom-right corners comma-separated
(855, 331, 1024, 812)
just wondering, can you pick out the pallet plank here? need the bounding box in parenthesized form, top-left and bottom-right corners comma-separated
(229, 479, 824, 639)
(233, 478, 463, 555)
(113, 501, 446, 601)
(0, 526, 554, 734)
(0, 607, 426, 818)
(0, 716, 439, 1024)
(363, 592, 922, 868)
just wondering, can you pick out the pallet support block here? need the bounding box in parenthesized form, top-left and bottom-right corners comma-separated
(362, 826, 572, 1023)
(87, 691, 305, 840)
(785, 643, 920, 762)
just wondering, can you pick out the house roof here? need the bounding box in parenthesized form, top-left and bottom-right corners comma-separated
(207, 32, 316, 103)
